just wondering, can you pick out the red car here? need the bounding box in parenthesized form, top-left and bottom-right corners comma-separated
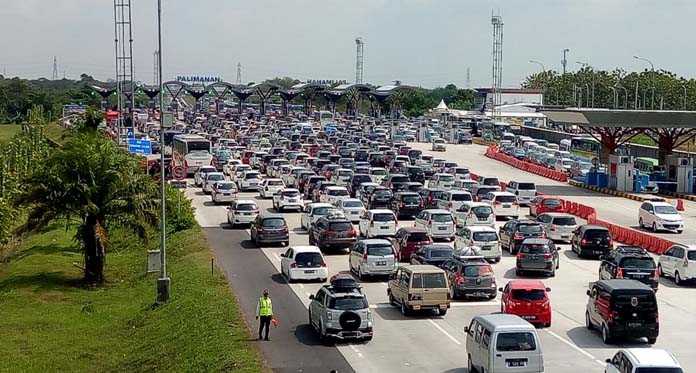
(390, 227, 432, 262)
(241, 150, 254, 165)
(529, 196, 565, 217)
(499, 280, 552, 327)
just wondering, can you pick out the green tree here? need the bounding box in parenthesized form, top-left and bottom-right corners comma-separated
(16, 132, 159, 283)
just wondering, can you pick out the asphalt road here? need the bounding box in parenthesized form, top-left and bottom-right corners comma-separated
(186, 142, 696, 372)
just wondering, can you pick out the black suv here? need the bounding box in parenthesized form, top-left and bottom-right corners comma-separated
(599, 246, 658, 291)
(308, 213, 357, 250)
(419, 187, 446, 209)
(250, 212, 289, 247)
(348, 173, 372, 197)
(498, 219, 545, 254)
(441, 257, 497, 299)
(571, 225, 613, 258)
(382, 174, 410, 192)
(405, 166, 425, 184)
(362, 186, 393, 209)
(585, 279, 658, 344)
(389, 191, 424, 218)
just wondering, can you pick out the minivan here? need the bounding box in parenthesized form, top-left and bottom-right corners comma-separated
(388, 265, 450, 316)
(250, 213, 290, 247)
(465, 314, 544, 373)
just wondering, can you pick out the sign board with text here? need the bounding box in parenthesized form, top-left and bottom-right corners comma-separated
(128, 139, 152, 155)
(169, 180, 187, 189)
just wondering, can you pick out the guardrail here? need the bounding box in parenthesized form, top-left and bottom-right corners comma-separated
(485, 145, 568, 182)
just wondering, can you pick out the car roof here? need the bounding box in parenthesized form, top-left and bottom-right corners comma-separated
(400, 227, 428, 233)
(403, 264, 446, 273)
(281, 188, 300, 192)
(290, 246, 322, 253)
(489, 191, 515, 196)
(581, 224, 610, 231)
(474, 314, 537, 330)
(466, 226, 497, 232)
(426, 209, 451, 214)
(646, 201, 673, 207)
(508, 279, 547, 289)
(361, 239, 392, 245)
(259, 211, 285, 219)
(539, 212, 574, 218)
(234, 199, 256, 204)
(521, 238, 552, 244)
(597, 279, 655, 291)
(308, 203, 333, 208)
(369, 209, 395, 214)
(325, 186, 347, 190)
(623, 348, 681, 367)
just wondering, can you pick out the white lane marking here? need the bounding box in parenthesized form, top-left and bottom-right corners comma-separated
(273, 253, 281, 262)
(298, 283, 304, 289)
(427, 319, 462, 345)
(544, 329, 605, 366)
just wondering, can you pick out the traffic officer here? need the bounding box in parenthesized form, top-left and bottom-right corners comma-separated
(255, 289, 273, 341)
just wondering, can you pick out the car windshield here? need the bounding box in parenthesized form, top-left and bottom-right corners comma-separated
(472, 206, 493, 216)
(328, 189, 348, 196)
(216, 183, 235, 190)
(313, 207, 331, 215)
(402, 195, 421, 203)
(374, 190, 392, 198)
(451, 193, 472, 201)
(373, 213, 395, 222)
(521, 243, 551, 253)
(391, 176, 409, 183)
(496, 332, 537, 352)
(367, 245, 394, 256)
(655, 205, 678, 214)
(517, 224, 542, 233)
(330, 297, 368, 310)
(455, 168, 469, 174)
(482, 178, 499, 186)
(294, 252, 323, 267)
(432, 214, 453, 223)
(262, 218, 286, 228)
(439, 175, 454, 182)
(517, 183, 536, 190)
(464, 265, 494, 277)
(542, 199, 562, 208)
(429, 249, 453, 258)
(407, 233, 430, 242)
(208, 174, 224, 181)
(235, 204, 258, 211)
(552, 217, 576, 225)
(496, 195, 517, 203)
(585, 229, 610, 239)
(329, 222, 353, 231)
(473, 232, 498, 241)
(343, 200, 364, 208)
(267, 180, 284, 185)
(511, 289, 546, 301)
(282, 190, 300, 197)
(338, 171, 352, 176)
(620, 257, 655, 269)
(412, 273, 447, 288)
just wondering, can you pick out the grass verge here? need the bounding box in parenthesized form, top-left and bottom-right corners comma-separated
(0, 124, 21, 142)
(43, 121, 68, 146)
(0, 225, 264, 372)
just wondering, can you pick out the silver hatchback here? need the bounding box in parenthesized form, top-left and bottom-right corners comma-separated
(349, 239, 397, 279)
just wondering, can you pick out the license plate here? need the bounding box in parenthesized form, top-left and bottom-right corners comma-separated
(507, 359, 527, 367)
(562, 235, 570, 238)
(593, 250, 603, 255)
(628, 322, 642, 328)
(376, 261, 387, 266)
(243, 212, 252, 215)
(250, 183, 257, 186)
(351, 211, 359, 214)
(438, 226, 447, 230)
(482, 246, 491, 250)
(478, 217, 487, 221)
(503, 204, 511, 208)
(289, 199, 297, 202)
(381, 226, 389, 230)
(521, 315, 537, 320)
(304, 270, 316, 274)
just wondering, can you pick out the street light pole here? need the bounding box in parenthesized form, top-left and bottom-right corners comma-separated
(156, 0, 170, 303)
(529, 60, 546, 105)
(633, 55, 655, 109)
(684, 84, 688, 110)
(576, 61, 594, 108)
(616, 85, 628, 110)
(561, 49, 570, 75)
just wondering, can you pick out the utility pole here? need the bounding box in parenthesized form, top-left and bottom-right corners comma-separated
(634, 55, 655, 109)
(236, 62, 242, 84)
(491, 12, 504, 119)
(465, 67, 471, 89)
(635, 81, 639, 109)
(156, 0, 170, 303)
(562, 49, 569, 75)
(52, 56, 58, 80)
(153, 50, 160, 86)
(355, 37, 364, 84)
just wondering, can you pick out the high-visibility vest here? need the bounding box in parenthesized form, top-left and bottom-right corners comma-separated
(259, 297, 272, 316)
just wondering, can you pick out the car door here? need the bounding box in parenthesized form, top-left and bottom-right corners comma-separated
(499, 221, 511, 246)
(351, 242, 363, 271)
(311, 290, 325, 327)
(673, 246, 685, 276)
(414, 211, 426, 228)
(281, 248, 293, 275)
(643, 203, 655, 226)
(586, 286, 600, 326)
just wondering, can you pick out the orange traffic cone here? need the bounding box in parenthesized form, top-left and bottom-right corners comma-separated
(677, 199, 685, 211)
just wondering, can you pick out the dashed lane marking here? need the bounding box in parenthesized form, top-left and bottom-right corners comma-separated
(544, 329, 605, 366)
(428, 319, 462, 345)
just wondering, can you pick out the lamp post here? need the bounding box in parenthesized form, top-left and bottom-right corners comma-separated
(156, 0, 170, 303)
(561, 49, 570, 75)
(633, 55, 655, 109)
(683, 84, 688, 110)
(609, 86, 617, 109)
(529, 60, 546, 105)
(616, 85, 628, 110)
(576, 61, 595, 107)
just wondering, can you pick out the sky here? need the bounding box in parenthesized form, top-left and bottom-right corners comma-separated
(1, 0, 695, 89)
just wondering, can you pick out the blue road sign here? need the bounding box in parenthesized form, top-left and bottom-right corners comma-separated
(128, 139, 152, 155)
(127, 128, 134, 139)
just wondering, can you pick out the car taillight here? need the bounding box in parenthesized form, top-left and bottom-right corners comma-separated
(517, 252, 526, 259)
(324, 230, 335, 236)
(493, 201, 501, 206)
(447, 291, 452, 301)
(543, 253, 553, 259)
(321, 262, 327, 267)
(616, 267, 623, 278)
(513, 202, 519, 206)
(349, 229, 357, 237)
(428, 196, 433, 201)
(427, 220, 432, 227)
(363, 253, 368, 260)
(370, 220, 374, 227)
(448, 202, 453, 209)
(541, 300, 550, 308)
(684, 258, 689, 267)
(290, 263, 297, 268)
(581, 238, 587, 245)
(549, 225, 556, 231)
(608, 239, 613, 247)
(514, 233, 523, 240)
(467, 212, 474, 218)
(400, 201, 405, 207)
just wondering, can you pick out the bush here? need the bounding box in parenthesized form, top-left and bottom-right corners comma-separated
(165, 186, 196, 233)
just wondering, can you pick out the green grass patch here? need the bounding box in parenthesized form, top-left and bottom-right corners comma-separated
(630, 134, 656, 147)
(0, 124, 21, 142)
(0, 225, 264, 372)
(43, 121, 68, 146)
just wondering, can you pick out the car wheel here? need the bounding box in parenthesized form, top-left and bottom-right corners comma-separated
(657, 264, 665, 277)
(357, 267, 364, 281)
(468, 355, 477, 373)
(647, 337, 657, 344)
(389, 292, 396, 306)
(639, 217, 644, 228)
(439, 308, 447, 316)
(254, 235, 260, 247)
(652, 222, 658, 232)
(549, 270, 555, 278)
(319, 321, 330, 345)
(675, 271, 682, 285)
(601, 324, 612, 344)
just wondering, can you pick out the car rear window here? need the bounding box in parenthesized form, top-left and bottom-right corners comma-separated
(482, 178, 499, 186)
(585, 229, 610, 239)
(267, 180, 284, 186)
(282, 190, 299, 197)
(412, 273, 447, 288)
(464, 265, 493, 277)
(370, 169, 387, 175)
(429, 249, 453, 258)
(373, 213, 395, 222)
(294, 252, 323, 267)
(343, 200, 363, 208)
(635, 369, 682, 373)
(401, 195, 421, 203)
(313, 207, 331, 215)
(208, 174, 225, 181)
(542, 198, 562, 208)
(472, 206, 493, 216)
(374, 190, 392, 198)
(328, 189, 348, 196)
(329, 222, 353, 231)
(521, 243, 552, 254)
(517, 183, 536, 190)
(407, 233, 430, 242)
(620, 257, 655, 269)
(511, 289, 546, 301)
(614, 293, 656, 310)
(451, 193, 472, 201)
(235, 203, 258, 211)
(244, 173, 259, 179)
(262, 218, 286, 228)
(552, 217, 576, 225)
(391, 176, 410, 183)
(352, 175, 371, 183)
(431, 214, 453, 223)
(496, 332, 537, 352)
(439, 175, 454, 182)
(518, 224, 543, 234)
(495, 195, 517, 203)
(216, 183, 235, 190)
(367, 245, 394, 256)
(329, 297, 368, 310)
(473, 232, 498, 241)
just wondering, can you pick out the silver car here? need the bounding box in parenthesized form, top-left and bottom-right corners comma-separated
(349, 239, 397, 279)
(536, 213, 577, 242)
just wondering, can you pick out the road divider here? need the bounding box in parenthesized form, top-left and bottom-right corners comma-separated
(485, 145, 568, 182)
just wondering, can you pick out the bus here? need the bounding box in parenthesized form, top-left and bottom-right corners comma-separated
(172, 134, 213, 175)
(570, 136, 628, 162)
(317, 110, 334, 127)
(634, 157, 661, 174)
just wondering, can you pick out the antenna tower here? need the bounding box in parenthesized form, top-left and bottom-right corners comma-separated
(114, 0, 135, 142)
(491, 12, 504, 119)
(52, 56, 58, 80)
(466, 67, 471, 89)
(355, 37, 364, 84)
(236, 62, 242, 84)
(153, 50, 160, 86)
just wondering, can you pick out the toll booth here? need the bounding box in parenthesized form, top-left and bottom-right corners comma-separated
(608, 154, 634, 192)
(666, 155, 694, 194)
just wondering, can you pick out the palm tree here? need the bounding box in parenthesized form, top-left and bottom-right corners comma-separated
(16, 132, 159, 283)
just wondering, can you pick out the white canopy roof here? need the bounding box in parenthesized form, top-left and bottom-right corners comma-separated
(436, 99, 449, 110)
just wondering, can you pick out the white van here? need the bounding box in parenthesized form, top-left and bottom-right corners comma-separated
(465, 314, 544, 373)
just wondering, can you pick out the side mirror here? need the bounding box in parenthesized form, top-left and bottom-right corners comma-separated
(309, 294, 314, 300)
(605, 358, 612, 364)
(389, 273, 396, 280)
(463, 326, 470, 333)
(498, 287, 503, 292)
(586, 290, 591, 296)
(557, 247, 562, 251)
(280, 253, 285, 257)
(545, 287, 551, 292)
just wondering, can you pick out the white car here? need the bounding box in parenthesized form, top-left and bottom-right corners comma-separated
(453, 167, 470, 181)
(638, 200, 684, 233)
(504, 181, 537, 205)
(358, 209, 397, 238)
(453, 226, 501, 262)
(226, 199, 259, 226)
(259, 178, 286, 198)
(368, 168, 387, 185)
(414, 209, 455, 240)
(283, 167, 305, 187)
(331, 168, 354, 187)
(431, 138, 446, 151)
(230, 164, 251, 183)
(356, 182, 380, 200)
(455, 179, 479, 193)
(300, 203, 335, 230)
(605, 348, 682, 373)
(481, 191, 519, 219)
(272, 188, 304, 212)
(267, 159, 290, 178)
(194, 166, 217, 187)
(280, 246, 328, 282)
(536, 213, 577, 242)
(320, 186, 349, 205)
(210, 180, 239, 204)
(658, 244, 696, 285)
(238, 170, 262, 191)
(335, 198, 365, 222)
(203, 172, 226, 194)
(454, 202, 495, 228)
(436, 190, 473, 212)
(430, 173, 455, 189)
(222, 159, 243, 176)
